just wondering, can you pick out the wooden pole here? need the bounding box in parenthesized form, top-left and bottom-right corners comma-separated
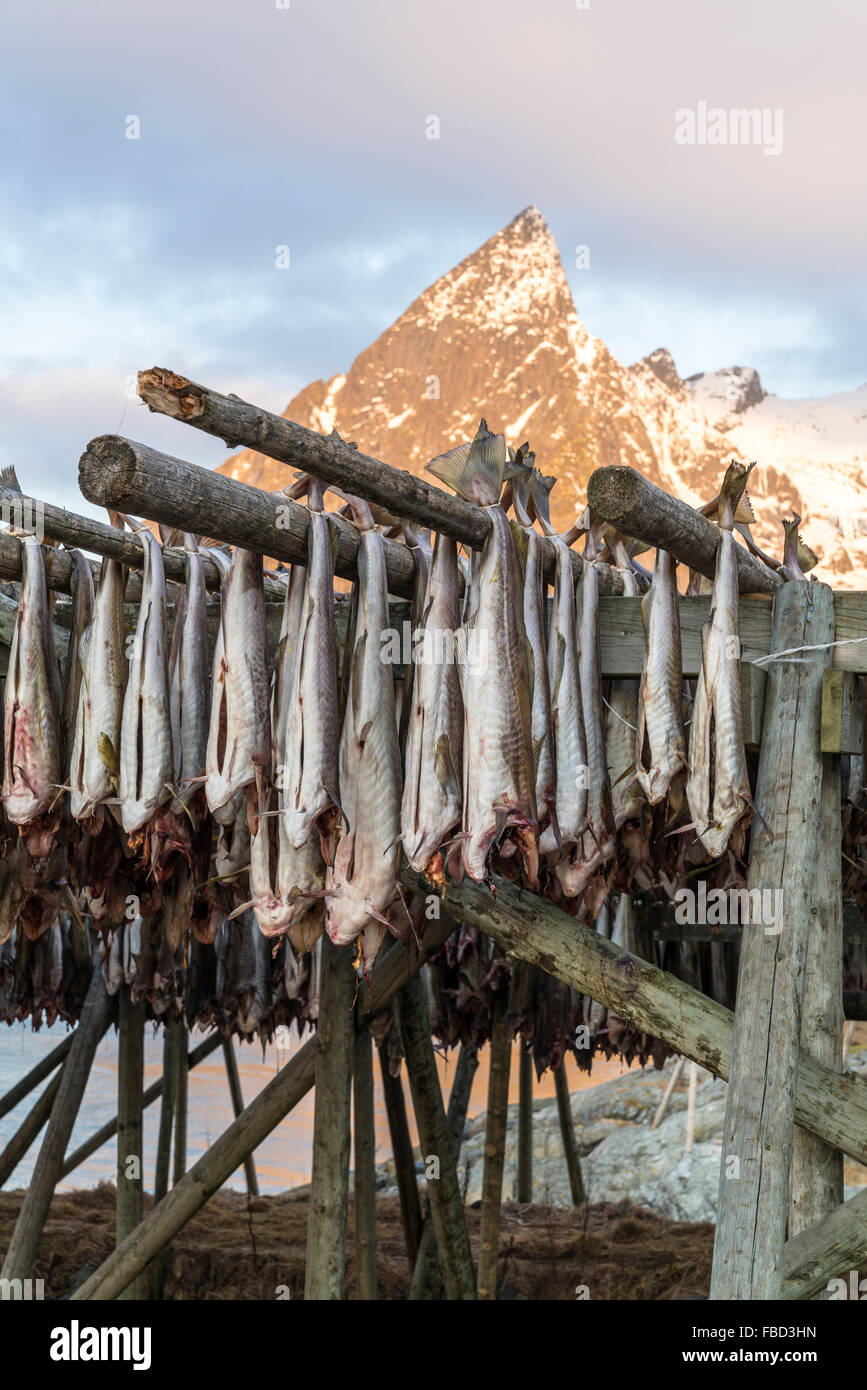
(1, 961, 112, 1280)
(72, 921, 455, 1301)
(150, 1019, 179, 1300)
(116, 990, 145, 1300)
(377, 1036, 423, 1267)
(517, 1041, 534, 1203)
(80, 435, 417, 599)
(587, 464, 781, 594)
(399, 868, 867, 1168)
(0, 1033, 73, 1121)
(651, 1055, 686, 1130)
(353, 1032, 377, 1300)
(554, 1058, 586, 1206)
(135, 368, 623, 593)
(172, 1020, 188, 1187)
(478, 988, 513, 1299)
(304, 935, 361, 1300)
(222, 1037, 259, 1197)
(0, 1071, 63, 1188)
(684, 1060, 698, 1155)
(711, 581, 835, 1301)
(397, 969, 477, 1300)
(409, 1041, 479, 1301)
(782, 1186, 867, 1300)
(61, 1031, 221, 1179)
(789, 753, 845, 1235)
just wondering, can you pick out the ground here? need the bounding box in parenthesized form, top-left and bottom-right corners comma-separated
(0, 1184, 714, 1300)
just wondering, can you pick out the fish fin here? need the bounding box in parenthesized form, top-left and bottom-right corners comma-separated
(434, 734, 461, 798)
(426, 420, 506, 507)
(0, 464, 22, 494)
(717, 460, 755, 532)
(227, 898, 256, 921)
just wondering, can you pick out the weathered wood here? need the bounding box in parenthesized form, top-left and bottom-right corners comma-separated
(136, 367, 625, 594)
(789, 754, 844, 1241)
(80, 434, 418, 597)
(782, 1186, 867, 1300)
(0, 1031, 73, 1121)
(711, 581, 835, 1301)
(554, 1060, 586, 1206)
(684, 1060, 698, 1155)
(1, 962, 112, 1280)
(517, 1042, 533, 1204)
(741, 662, 767, 750)
(588, 465, 781, 594)
(150, 1016, 180, 1299)
(821, 670, 863, 753)
(116, 991, 145, 1300)
(73, 917, 456, 1301)
(352, 1032, 377, 1300)
(61, 1031, 222, 1178)
(409, 1040, 479, 1301)
(172, 1021, 188, 1187)
(222, 1038, 259, 1197)
(397, 969, 477, 1300)
(305, 935, 356, 1300)
(0, 1071, 63, 1188)
(651, 1055, 686, 1130)
(477, 988, 513, 1299)
(399, 868, 867, 1168)
(376, 1037, 423, 1269)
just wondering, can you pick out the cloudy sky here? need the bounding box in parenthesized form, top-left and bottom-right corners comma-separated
(1, 0, 864, 507)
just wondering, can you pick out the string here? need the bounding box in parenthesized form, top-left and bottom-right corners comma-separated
(751, 633, 867, 668)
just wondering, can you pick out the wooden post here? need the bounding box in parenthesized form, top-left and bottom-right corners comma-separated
(684, 1060, 698, 1155)
(222, 1037, 259, 1197)
(711, 581, 835, 1301)
(409, 1041, 479, 1301)
(651, 1055, 685, 1130)
(72, 919, 455, 1301)
(0, 1033, 73, 1122)
(517, 1041, 534, 1203)
(116, 990, 145, 1300)
(353, 1032, 377, 1300)
(397, 970, 477, 1300)
(478, 989, 513, 1299)
(150, 1019, 179, 1300)
(0, 1071, 63, 1188)
(399, 867, 867, 1168)
(173, 1020, 188, 1186)
(789, 753, 845, 1235)
(782, 1186, 867, 1300)
(61, 1031, 221, 1179)
(377, 1037, 423, 1267)
(555, 1059, 586, 1206)
(305, 935, 356, 1301)
(134, 369, 622, 593)
(1, 961, 112, 1280)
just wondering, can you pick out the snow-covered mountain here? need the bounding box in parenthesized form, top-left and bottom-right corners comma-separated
(220, 207, 867, 586)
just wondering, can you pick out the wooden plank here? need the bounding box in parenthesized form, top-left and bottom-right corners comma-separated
(742, 662, 767, 750)
(352, 1033, 377, 1300)
(821, 670, 864, 753)
(711, 581, 835, 1301)
(782, 1186, 867, 1301)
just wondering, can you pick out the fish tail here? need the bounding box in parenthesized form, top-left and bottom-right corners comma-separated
(426, 420, 507, 506)
(717, 460, 755, 532)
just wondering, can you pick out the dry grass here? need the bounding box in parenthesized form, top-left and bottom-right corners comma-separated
(0, 1183, 714, 1300)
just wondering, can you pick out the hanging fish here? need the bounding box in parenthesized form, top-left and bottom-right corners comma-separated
(427, 422, 538, 888)
(539, 531, 585, 859)
(205, 546, 271, 828)
(326, 493, 404, 972)
(279, 478, 341, 858)
(61, 551, 94, 776)
(401, 529, 464, 883)
(3, 535, 63, 831)
(169, 535, 210, 812)
(70, 518, 127, 826)
(686, 460, 754, 857)
(635, 548, 688, 808)
(118, 528, 173, 838)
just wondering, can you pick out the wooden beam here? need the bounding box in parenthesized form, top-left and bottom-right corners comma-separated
(222, 1038, 259, 1197)
(352, 1032, 377, 1301)
(399, 869, 867, 1168)
(516, 1042, 534, 1204)
(477, 988, 513, 1299)
(135, 367, 625, 595)
(79, 433, 418, 598)
(305, 936, 356, 1300)
(1, 962, 113, 1281)
(555, 1059, 586, 1206)
(72, 915, 456, 1301)
(0, 1072, 63, 1188)
(711, 581, 835, 1301)
(587, 464, 781, 594)
(821, 670, 864, 754)
(376, 1036, 423, 1269)
(116, 991, 145, 1300)
(782, 1186, 867, 1300)
(0, 1032, 73, 1121)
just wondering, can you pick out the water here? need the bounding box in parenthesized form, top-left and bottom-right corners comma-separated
(0, 1021, 634, 1193)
